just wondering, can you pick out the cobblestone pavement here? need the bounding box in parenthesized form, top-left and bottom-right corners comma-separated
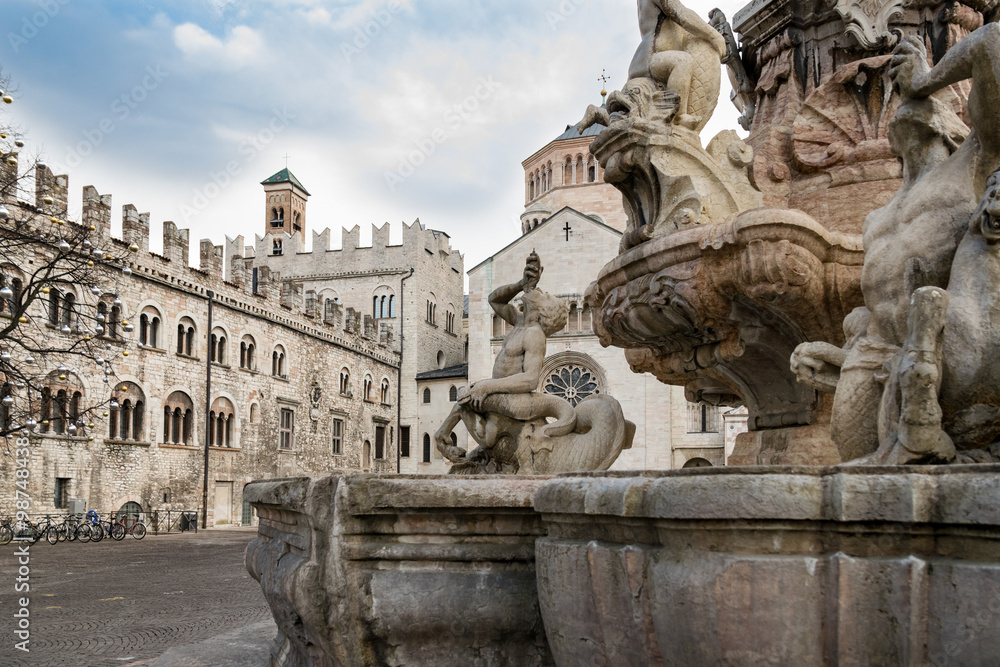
(0, 529, 272, 667)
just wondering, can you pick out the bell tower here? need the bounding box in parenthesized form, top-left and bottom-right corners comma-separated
(261, 168, 309, 242)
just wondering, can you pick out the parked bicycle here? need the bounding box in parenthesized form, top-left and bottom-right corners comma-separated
(119, 514, 147, 540)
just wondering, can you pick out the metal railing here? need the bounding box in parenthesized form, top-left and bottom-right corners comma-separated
(9, 510, 200, 535)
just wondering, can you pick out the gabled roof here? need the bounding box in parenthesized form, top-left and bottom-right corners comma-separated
(416, 364, 468, 381)
(468, 206, 622, 274)
(260, 168, 311, 196)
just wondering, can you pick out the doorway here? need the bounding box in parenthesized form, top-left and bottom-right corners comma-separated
(215, 482, 233, 525)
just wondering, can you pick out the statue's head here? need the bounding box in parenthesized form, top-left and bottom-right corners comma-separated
(522, 288, 568, 336)
(973, 170, 1000, 244)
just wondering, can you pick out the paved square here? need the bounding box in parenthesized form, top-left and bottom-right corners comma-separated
(0, 528, 272, 667)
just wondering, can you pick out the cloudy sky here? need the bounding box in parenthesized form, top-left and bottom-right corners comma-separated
(0, 0, 749, 276)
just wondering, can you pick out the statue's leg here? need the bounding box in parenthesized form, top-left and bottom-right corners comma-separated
(650, 51, 694, 120)
(895, 287, 956, 462)
(435, 403, 469, 461)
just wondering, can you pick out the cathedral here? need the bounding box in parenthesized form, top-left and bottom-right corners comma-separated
(464, 109, 748, 472)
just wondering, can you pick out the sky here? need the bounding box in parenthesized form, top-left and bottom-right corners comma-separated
(0, 0, 750, 277)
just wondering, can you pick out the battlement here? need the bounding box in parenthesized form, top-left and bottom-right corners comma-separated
(254, 219, 463, 276)
(13, 177, 399, 363)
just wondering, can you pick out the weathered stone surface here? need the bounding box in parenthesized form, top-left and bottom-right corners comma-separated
(534, 466, 1000, 666)
(793, 24, 1000, 464)
(245, 474, 553, 667)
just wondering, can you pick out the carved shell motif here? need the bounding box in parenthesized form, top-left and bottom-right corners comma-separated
(792, 55, 897, 172)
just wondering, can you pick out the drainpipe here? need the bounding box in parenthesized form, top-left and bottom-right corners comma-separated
(396, 268, 414, 474)
(201, 290, 214, 529)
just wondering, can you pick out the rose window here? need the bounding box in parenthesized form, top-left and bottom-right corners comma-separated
(543, 364, 600, 406)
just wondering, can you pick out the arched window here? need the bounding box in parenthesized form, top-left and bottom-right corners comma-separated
(177, 317, 196, 356)
(162, 391, 194, 445)
(110, 382, 145, 441)
(61, 292, 76, 329)
(240, 334, 256, 370)
(210, 327, 227, 365)
(272, 345, 287, 378)
(363, 375, 373, 402)
(339, 368, 351, 396)
(581, 304, 592, 332)
(388, 295, 395, 318)
(278, 207, 285, 221)
(249, 403, 259, 424)
(48, 289, 59, 325)
(568, 303, 580, 333)
(422, 387, 431, 404)
(97, 301, 108, 336)
(380, 379, 390, 404)
(0, 269, 23, 315)
(373, 295, 380, 319)
(683, 457, 713, 468)
(449, 385, 458, 402)
(138, 306, 162, 348)
(210, 397, 236, 447)
(109, 303, 121, 338)
(588, 163, 596, 183)
(422, 433, 431, 463)
(437, 350, 445, 369)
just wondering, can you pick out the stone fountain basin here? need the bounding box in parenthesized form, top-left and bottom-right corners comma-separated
(245, 474, 554, 667)
(534, 465, 1000, 666)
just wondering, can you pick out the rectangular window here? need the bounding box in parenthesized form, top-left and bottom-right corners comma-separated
(400, 426, 410, 458)
(374, 425, 385, 460)
(332, 418, 344, 455)
(279, 408, 294, 450)
(252, 267, 259, 294)
(686, 402, 721, 434)
(54, 477, 70, 509)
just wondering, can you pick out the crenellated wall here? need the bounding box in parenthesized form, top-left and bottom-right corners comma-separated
(0, 176, 402, 523)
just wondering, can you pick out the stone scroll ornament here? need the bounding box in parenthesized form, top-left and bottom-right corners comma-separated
(434, 252, 635, 474)
(791, 24, 1000, 464)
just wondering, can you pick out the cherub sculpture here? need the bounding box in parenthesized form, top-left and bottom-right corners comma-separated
(583, 0, 726, 132)
(435, 253, 634, 474)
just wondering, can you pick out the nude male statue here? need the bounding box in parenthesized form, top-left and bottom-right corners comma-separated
(435, 252, 574, 463)
(792, 25, 1000, 463)
(628, 0, 726, 128)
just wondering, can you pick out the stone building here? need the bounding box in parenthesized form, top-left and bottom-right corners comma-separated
(244, 169, 466, 476)
(468, 117, 748, 469)
(0, 164, 399, 524)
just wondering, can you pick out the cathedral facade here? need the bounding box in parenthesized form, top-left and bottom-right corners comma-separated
(463, 118, 747, 472)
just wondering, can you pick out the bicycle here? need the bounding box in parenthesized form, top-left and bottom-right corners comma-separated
(120, 515, 147, 540)
(85, 511, 125, 541)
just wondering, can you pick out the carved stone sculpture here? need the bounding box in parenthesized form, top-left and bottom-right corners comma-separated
(792, 25, 1000, 464)
(435, 253, 634, 474)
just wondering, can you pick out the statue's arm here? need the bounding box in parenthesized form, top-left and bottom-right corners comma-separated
(891, 33, 977, 100)
(656, 0, 727, 55)
(489, 280, 523, 327)
(465, 329, 545, 407)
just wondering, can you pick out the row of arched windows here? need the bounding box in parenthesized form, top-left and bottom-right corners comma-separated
(422, 385, 462, 404)
(372, 294, 396, 319)
(526, 154, 600, 201)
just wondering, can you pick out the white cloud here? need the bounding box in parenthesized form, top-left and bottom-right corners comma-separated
(173, 23, 263, 69)
(305, 8, 332, 25)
